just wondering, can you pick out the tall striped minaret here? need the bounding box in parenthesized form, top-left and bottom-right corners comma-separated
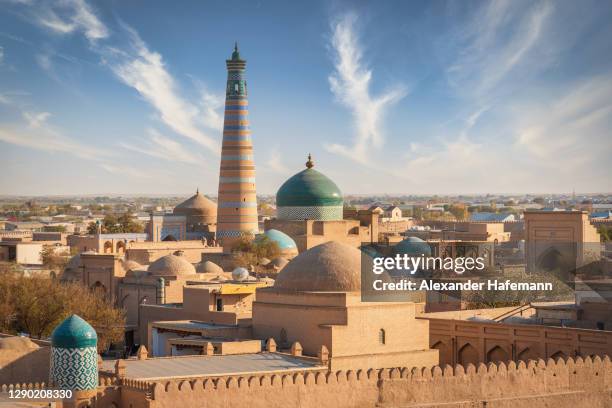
(216, 43, 259, 246)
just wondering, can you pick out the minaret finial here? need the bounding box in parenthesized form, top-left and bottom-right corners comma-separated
(305, 153, 314, 169)
(231, 42, 240, 60)
(196, 187, 199, 194)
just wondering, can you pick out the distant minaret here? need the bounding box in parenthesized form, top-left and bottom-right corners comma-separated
(216, 43, 259, 246)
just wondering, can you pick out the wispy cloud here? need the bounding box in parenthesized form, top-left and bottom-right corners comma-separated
(516, 75, 612, 165)
(119, 129, 202, 164)
(35, 0, 108, 42)
(0, 46, 4, 64)
(0, 122, 107, 160)
(447, 0, 554, 100)
(103, 25, 221, 154)
(22, 111, 51, 128)
(325, 13, 406, 163)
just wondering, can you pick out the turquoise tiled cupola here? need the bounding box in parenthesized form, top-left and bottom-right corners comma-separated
(49, 314, 99, 391)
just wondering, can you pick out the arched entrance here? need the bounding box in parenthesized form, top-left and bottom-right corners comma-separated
(458, 343, 479, 366)
(486, 345, 509, 363)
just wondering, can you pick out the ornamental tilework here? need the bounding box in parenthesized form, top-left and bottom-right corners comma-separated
(50, 346, 98, 391)
(277, 206, 343, 221)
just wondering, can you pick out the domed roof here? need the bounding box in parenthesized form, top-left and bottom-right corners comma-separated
(274, 241, 361, 292)
(196, 260, 223, 274)
(173, 190, 217, 217)
(122, 259, 142, 272)
(393, 237, 432, 256)
(258, 229, 297, 250)
(0, 336, 39, 351)
(51, 314, 97, 349)
(276, 155, 343, 208)
(148, 251, 196, 277)
(232, 267, 250, 281)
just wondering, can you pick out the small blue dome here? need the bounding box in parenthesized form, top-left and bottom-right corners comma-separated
(259, 229, 297, 250)
(393, 237, 432, 257)
(51, 314, 97, 349)
(360, 246, 382, 259)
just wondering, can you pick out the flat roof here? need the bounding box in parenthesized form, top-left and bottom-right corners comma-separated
(101, 353, 323, 380)
(152, 320, 238, 331)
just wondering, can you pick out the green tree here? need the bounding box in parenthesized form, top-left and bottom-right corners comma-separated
(86, 214, 144, 234)
(232, 234, 281, 271)
(448, 204, 467, 220)
(597, 225, 611, 242)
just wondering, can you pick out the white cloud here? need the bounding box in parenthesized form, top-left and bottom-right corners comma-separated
(22, 111, 51, 128)
(516, 76, 612, 165)
(447, 0, 554, 100)
(0, 46, 4, 64)
(0, 123, 107, 160)
(119, 129, 202, 164)
(36, 0, 108, 42)
(325, 13, 406, 163)
(105, 26, 221, 154)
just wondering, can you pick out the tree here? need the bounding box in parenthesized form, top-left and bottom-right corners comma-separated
(448, 204, 467, 220)
(0, 271, 125, 352)
(86, 214, 144, 234)
(231, 234, 281, 271)
(463, 274, 572, 309)
(597, 225, 611, 242)
(43, 225, 67, 232)
(41, 246, 70, 272)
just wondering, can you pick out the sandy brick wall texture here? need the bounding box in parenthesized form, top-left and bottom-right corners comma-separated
(70, 354, 612, 408)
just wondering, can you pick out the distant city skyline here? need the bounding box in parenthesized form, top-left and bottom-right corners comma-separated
(1, 0, 611, 196)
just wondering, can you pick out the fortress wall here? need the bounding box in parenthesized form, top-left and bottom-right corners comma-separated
(141, 355, 611, 408)
(425, 318, 612, 366)
(1, 355, 610, 407)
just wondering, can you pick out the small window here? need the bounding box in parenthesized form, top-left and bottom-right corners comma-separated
(379, 329, 386, 345)
(216, 298, 223, 311)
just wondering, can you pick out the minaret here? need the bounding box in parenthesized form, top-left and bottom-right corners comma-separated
(216, 43, 259, 246)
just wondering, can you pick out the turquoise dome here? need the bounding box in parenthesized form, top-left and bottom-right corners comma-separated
(51, 314, 97, 349)
(259, 229, 297, 250)
(393, 237, 432, 257)
(360, 246, 382, 259)
(276, 155, 343, 221)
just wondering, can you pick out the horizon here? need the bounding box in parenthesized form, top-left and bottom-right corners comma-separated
(1, 0, 611, 196)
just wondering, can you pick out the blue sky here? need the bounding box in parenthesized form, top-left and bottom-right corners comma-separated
(0, 0, 611, 196)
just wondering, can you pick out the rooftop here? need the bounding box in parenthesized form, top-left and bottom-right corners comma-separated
(100, 353, 323, 380)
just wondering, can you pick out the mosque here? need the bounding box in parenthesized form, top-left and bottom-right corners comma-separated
(1, 45, 611, 407)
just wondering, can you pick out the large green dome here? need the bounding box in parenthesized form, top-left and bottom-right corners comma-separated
(276, 155, 343, 220)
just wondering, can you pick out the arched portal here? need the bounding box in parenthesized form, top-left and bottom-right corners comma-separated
(550, 350, 567, 361)
(458, 343, 479, 366)
(162, 235, 177, 242)
(103, 241, 113, 253)
(486, 345, 509, 363)
(517, 347, 538, 362)
(537, 247, 563, 272)
(116, 241, 126, 254)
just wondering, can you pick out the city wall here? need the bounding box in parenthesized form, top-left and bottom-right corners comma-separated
(88, 355, 612, 407)
(425, 317, 612, 366)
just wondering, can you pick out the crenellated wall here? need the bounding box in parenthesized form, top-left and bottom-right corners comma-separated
(1, 355, 611, 407)
(94, 355, 611, 408)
